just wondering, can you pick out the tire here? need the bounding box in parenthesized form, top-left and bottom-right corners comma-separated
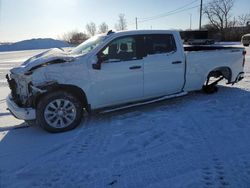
(202, 85, 218, 94)
(36, 91, 83, 133)
(243, 44, 249, 47)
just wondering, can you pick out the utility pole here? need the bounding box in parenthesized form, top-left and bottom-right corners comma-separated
(0, 0, 2, 26)
(135, 17, 138, 30)
(199, 0, 203, 30)
(189, 13, 192, 30)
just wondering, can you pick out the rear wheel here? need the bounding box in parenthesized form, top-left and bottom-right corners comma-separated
(202, 74, 223, 94)
(202, 84, 218, 94)
(36, 91, 83, 133)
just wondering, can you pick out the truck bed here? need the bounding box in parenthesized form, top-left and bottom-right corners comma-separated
(184, 45, 243, 52)
(183, 45, 245, 92)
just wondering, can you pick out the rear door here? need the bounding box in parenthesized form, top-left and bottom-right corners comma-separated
(143, 34, 185, 97)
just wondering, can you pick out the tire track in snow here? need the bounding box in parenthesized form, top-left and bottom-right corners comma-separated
(88, 108, 210, 187)
(8, 108, 195, 187)
(10, 116, 102, 188)
(77, 101, 211, 187)
(201, 158, 230, 188)
(185, 91, 250, 187)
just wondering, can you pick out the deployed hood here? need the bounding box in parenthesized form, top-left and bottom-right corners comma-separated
(11, 48, 77, 75)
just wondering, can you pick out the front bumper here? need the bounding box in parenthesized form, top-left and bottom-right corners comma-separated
(6, 95, 36, 120)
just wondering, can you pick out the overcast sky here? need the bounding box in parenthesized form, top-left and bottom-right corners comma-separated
(0, 0, 249, 42)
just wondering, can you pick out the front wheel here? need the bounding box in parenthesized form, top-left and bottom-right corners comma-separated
(36, 91, 83, 133)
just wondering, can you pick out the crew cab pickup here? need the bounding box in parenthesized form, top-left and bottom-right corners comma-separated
(6, 30, 246, 132)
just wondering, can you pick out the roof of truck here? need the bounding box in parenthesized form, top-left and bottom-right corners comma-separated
(108, 29, 178, 36)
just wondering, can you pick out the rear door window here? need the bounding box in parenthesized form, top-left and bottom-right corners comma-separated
(145, 34, 176, 55)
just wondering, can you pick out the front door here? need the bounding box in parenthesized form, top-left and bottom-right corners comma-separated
(89, 36, 144, 108)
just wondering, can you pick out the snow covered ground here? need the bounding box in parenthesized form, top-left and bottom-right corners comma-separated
(0, 46, 250, 188)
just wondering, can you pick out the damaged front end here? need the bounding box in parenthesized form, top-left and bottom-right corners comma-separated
(6, 72, 56, 108)
(6, 48, 77, 112)
(6, 72, 33, 107)
(6, 73, 37, 120)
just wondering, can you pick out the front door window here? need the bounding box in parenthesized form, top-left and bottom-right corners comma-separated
(100, 37, 137, 63)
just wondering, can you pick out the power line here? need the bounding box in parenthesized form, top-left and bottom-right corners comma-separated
(127, 0, 205, 27)
(139, 0, 199, 21)
(127, 4, 200, 27)
(138, 5, 200, 23)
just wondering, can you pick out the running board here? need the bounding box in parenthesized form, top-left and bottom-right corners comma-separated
(101, 92, 188, 114)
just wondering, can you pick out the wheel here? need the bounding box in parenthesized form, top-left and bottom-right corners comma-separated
(243, 44, 249, 47)
(202, 85, 218, 94)
(36, 91, 83, 133)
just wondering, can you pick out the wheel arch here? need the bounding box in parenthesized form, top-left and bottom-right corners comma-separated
(206, 66, 232, 83)
(34, 84, 90, 112)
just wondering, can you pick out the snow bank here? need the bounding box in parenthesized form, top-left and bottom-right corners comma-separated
(0, 38, 70, 52)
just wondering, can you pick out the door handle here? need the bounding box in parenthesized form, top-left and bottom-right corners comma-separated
(129, 66, 141, 70)
(172, 61, 182, 64)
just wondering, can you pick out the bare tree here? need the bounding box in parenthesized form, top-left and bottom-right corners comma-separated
(61, 31, 88, 45)
(203, 0, 234, 31)
(236, 13, 250, 26)
(98, 22, 109, 33)
(86, 22, 97, 36)
(61, 31, 75, 43)
(70, 32, 88, 45)
(115, 14, 127, 31)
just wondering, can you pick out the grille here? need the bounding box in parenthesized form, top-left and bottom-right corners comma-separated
(6, 74, 22, 106)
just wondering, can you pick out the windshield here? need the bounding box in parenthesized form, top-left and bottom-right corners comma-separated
(70, 35, 107, 55)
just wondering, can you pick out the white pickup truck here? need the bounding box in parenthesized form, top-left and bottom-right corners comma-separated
(6, 30, 246, 132)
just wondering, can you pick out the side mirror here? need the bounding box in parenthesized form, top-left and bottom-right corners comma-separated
(92, 53, 106, 70)
(92, 63, 101, 70)
(91, 55, 101, 70)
